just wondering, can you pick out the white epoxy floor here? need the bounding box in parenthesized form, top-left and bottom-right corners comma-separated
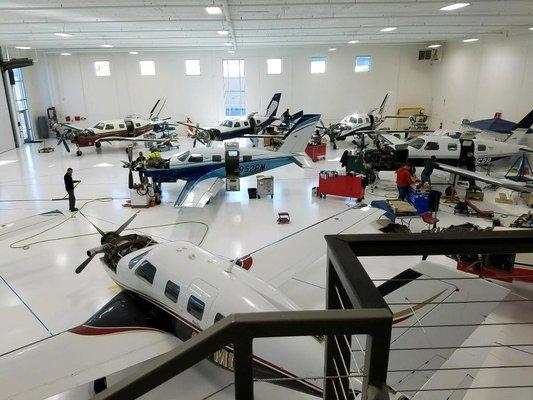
(0, 136, 531, 400)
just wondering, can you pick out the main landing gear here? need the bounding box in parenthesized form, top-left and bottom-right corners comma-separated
(76, 150, 82, 156)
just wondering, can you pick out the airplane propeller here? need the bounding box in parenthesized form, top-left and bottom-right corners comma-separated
(120, 146, 135, 189)
(57, 134, 71, 152)
(75, 212, 139, 274)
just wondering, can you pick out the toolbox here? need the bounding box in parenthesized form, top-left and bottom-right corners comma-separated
(315, 171, 364, 200)
(256, 175, 274, 198)
(305, 143, 327, 161)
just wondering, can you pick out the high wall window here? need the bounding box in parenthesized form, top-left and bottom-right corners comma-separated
(310, 56, 327, 74)
(223, 59, 245, 117)
(94, 61, 110, 76)
(12, 68, 33, 142)
(267, 58, 282, 75)
(140, 60, 156, 76)
(185, 59, 201, 75)
(355, 55, 372, 72)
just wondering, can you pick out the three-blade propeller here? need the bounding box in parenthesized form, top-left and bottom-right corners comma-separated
(75, 212, 139, 274)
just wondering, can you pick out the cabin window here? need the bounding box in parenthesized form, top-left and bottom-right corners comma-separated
(105, 124, 114, 130)
(93, 122, 105, 130)
(408, 138, 425, 149)
(357, 118, 363, 124)
(164, 281, 180, 303)
(477, 144, 487, 151)
(188, 154, 203, 162)
(234, 122, 241, 128)
(118, 124, 125, 129)
(128, 250, 150, 269)
(243, 121, 249, 126)
(310, 56, 326, 74)
(424, 141, 439, 150)
(354, 55, 372, 72)
(135, 123, 141, 127)
(187, 295, 205, 320)
(135, 260, 156, 284)
(214, 313, 225, 323)
(242, 155, 252, 162)
(448, 143, 458, 151)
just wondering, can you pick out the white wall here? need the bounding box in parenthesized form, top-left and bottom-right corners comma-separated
(430, 35, 533, 130)
(36, 44, 433, 128)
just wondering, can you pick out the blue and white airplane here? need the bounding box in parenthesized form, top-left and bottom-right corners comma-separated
(145, 114, 320, 207)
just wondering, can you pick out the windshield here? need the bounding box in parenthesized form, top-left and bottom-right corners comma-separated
(220, 120, 233, 128)
(407, 138, 425, 149)
(93, 122, 105, 130)
(176, 150, 190, 162)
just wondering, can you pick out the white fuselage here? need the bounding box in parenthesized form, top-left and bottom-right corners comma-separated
(339, 113, 372, 131)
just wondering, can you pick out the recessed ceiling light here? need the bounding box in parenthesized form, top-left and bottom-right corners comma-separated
(462, 38, 479, 42)
(218, 30, 229, 35)
(328, 48, 336, 51)
(529, 27, 533, 31)
(440, 3, 470, 11)
(129, 51, 139, 54)
(60, 52, 72, 56)
(54, 32, 72, 37)
(380, 27, 397, 32)
(100, 44, 114, 48)
(15, 46, 31, 50)
(205, 6, 222, 15)
(348, 40, 359, 44)
(427, 44, 442, 48)
(227, 50, 235, 53)
(224, 42, 232, 46)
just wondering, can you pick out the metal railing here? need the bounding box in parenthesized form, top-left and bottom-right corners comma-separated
(94, 230, 533, 400)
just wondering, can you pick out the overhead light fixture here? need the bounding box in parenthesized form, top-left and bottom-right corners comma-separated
(228, 50, 235, 53)
(205, 6, 222, 15)
(427, 44, 442, 48)
(348, 40, 359, 44)
(224, 42, 232, 46)
(440, 2, 470, 11)
(328, 48, 337, 51)
(54, 32, 72, 37)
(529, 27, 533, 31)
(100, 44, 114, 48)
(380, 27, 397, 32)
(60, 52, 72, 56)
(462, 38, 479, 42)
(15, 46, 31, 50)
(218, 30, 229, 35)
(129, 51, 139, 54)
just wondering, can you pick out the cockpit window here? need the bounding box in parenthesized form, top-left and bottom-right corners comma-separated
(105, 124, 114, 130)
(176, 151, 190, 162)
(188, 154, 203, 162)
(349, 117, 357, 124)
(214, 313, 225, 323)
(407, 138, 425, 150)
(221, 120, 233, 128)
(93, 122, 105, 130)
(165, 280, 180, 303)
(187, 295, 205, 320)
(128, 250, 150, 269)
(135, 260, 156, 284)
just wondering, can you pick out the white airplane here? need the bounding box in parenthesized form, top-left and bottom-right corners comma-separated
(143, 113, 320, 207)
(54, 99, 173, 156)
(0, 211, 510, 400)
(175, 93, 281, 145)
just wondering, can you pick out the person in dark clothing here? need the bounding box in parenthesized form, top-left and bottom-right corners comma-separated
(465, 151, 476, 187)
(135, 151, 146, 183)
(421, 155, 437, 185)
(64, 168, 80, 211)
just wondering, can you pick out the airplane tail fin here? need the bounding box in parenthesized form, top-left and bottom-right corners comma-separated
(277, 114, 321, 154)
(511, 109, 533, 131)
(506, 109, 533, 144)
(264, 93, 281, 118)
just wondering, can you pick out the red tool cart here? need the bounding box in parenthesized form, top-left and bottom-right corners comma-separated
(314, 171, 365, 200)
(305, 143, 327, 162)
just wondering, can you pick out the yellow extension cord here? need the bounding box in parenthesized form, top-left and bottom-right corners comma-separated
(9, 198, 209, 250)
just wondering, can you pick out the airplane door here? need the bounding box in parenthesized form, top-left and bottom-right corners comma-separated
(459, 139, 474, 164)
(125, 120, 134, 133)
(186, 279, 219, 329)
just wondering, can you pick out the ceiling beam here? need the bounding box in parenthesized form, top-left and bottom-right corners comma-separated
(221, 0, 237, 51)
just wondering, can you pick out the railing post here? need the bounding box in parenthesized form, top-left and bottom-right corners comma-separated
(233, 337, 254, 400)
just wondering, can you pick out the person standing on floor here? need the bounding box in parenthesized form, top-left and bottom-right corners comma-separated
(395, 162, 414, 201)
(421, 155, 437, 185)
(64, 167, 80, 212)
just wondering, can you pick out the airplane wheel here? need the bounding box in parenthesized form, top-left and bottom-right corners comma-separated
(95, 142, 101, 148)
(76, 150, 82, 156)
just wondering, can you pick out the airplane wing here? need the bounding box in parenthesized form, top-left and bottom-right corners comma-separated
(240, 209, 509, 399)
(376, 132, 408, 146)
(175, 176, 224, 208)
(93, 136, 177, 144)
(57, 122, 84, 132)
(436, 163, 533, 193)
(0, 291, 179, 400)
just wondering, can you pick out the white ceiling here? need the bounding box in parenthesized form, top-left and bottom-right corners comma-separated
(0, 0, 532, 52)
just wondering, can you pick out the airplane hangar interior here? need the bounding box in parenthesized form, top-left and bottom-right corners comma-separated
(0, 1, 532, 400)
